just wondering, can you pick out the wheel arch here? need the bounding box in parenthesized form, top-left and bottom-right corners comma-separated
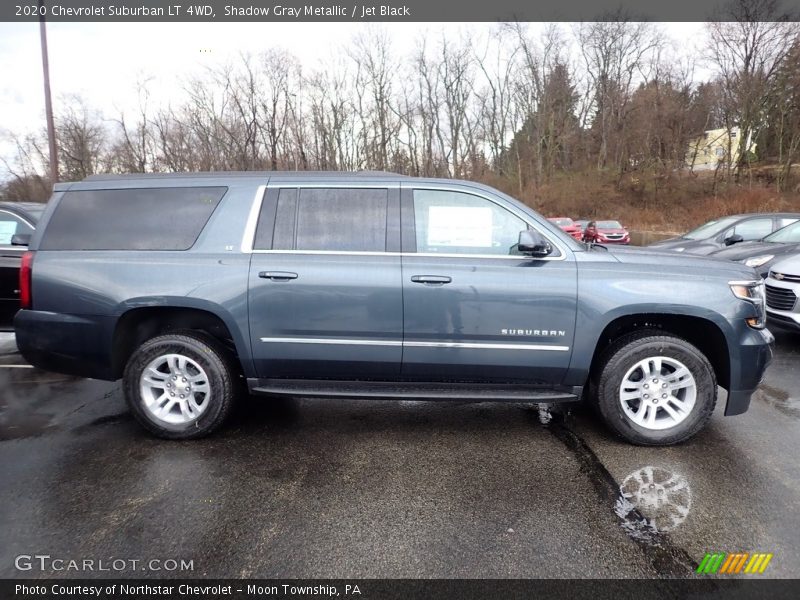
(586, 313, 731, 392)
(111, 303, 251, 379)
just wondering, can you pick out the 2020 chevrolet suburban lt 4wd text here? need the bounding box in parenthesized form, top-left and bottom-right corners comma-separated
(14, 172, 774, 445)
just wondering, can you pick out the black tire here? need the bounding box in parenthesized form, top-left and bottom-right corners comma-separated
(594, 331, 717, 446)
(123, 331, 239, 439)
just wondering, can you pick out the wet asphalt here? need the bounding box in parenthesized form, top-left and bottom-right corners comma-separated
(0, 329, 798, 579)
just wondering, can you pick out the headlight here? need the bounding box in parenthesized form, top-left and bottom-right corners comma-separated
(743, 255, 774, 268)
(674, 247, 685, 252)
(729, 280, 766, 329)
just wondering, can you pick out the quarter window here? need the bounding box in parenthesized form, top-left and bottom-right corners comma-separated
(412, 189, 529, 256)
(39, 187, 227, 251)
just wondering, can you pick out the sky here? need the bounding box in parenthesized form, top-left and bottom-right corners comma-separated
(0, 21, 707, 179)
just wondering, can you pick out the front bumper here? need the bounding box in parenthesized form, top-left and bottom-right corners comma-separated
(766, 308, 800, 331)
(724, 327, 774, 416)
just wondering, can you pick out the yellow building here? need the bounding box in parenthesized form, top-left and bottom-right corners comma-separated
(685, 127, 756, 171)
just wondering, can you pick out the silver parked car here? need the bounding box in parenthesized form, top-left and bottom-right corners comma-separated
(765, 254, 800, 331)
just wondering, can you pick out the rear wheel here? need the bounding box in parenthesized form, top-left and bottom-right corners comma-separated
(123, 331, 238, 439)
(594, 332, 717, 445)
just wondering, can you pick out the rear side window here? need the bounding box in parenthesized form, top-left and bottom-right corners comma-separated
(262, 187, 388, 252)
(39, 187, 227, 250)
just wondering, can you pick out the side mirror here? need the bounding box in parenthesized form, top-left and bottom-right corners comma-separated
(725, 233, 743, 246)
(11, 234, 31, 247)
(518, 229, 552, 257)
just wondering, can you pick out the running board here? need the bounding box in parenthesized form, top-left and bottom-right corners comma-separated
(248, 379, 582, 402)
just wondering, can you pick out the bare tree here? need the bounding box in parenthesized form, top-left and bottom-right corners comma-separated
(706, 0, 799, 180)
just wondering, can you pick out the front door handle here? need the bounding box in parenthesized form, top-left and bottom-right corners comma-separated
(259, 271, 298, 281)
(411, 275, 452, 285)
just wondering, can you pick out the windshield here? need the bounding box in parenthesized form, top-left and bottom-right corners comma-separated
(549, 218, 574, 226)
(683, 216, 740, 240)
(596, 220, 622, 229)
(764, 220, 800, 243)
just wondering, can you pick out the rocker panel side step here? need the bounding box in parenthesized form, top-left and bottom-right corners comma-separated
(248, 379, 582, 402)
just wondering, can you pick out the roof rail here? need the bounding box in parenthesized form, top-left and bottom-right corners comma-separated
(83, 170, 408, 181)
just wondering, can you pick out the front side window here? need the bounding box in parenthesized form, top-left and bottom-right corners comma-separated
(0, 211, 32, 245)
(269, 188, 388, 252)
(732, 218, 773, 241)
(412, 189, 530, 256)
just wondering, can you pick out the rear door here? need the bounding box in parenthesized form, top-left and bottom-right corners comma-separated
(247, 181, 403, 379)
(400, 185, 578, 384)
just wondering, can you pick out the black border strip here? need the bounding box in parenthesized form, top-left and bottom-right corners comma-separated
(3, 0, 800, 23)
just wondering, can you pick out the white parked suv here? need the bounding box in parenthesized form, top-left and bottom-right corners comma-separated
(765, 255, 800, 331)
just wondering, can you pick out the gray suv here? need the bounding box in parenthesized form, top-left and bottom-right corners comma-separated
(14, 172, 774, 445)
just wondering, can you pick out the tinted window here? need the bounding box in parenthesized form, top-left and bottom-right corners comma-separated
(732, 218, 773, 241)
(413, 189, 528, 256)
(270, 188, 298, 250)
(40, 187, 226, 251)
(0, 211, 33, 245)
(270, 188, 388, 252)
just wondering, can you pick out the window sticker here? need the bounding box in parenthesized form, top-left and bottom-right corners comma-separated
(0, 220, 18, 245)
(427, 206, 492, 247)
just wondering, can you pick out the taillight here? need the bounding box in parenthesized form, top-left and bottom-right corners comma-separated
(20, 251, 34, 309)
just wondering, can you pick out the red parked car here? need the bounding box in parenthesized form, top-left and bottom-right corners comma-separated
(548, 217, 583, 240)
(583, 220, 630, 244)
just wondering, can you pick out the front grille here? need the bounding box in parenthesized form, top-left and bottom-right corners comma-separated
(604, 234, 624, 239)
(765, 284, 798, 311)
(770, 271, 800, 283)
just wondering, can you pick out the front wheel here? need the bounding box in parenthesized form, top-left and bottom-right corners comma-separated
(123, 332, 239, 439)
(594, 332, 717, 445)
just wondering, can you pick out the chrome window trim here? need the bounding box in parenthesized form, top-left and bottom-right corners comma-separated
(240, 185, 266, 253)
(259, 337, 569, 351)
(240, 180, 571, 261)
(249, 249, 558, 261)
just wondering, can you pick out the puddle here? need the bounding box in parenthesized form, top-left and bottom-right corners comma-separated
(0, 412, 58, 441)
(532, 404, 698, 576)
(755, 384, 800, 419)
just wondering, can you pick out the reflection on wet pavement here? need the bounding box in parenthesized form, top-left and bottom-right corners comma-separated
(618, 466, 692, 533)
(755, 383, 800, 419)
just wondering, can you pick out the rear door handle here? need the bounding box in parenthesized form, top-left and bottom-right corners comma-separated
(411, 275, 452, 285)
(259, 271, 298, 281)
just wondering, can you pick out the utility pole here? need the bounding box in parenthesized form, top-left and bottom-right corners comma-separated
(39, 0, 58, 183)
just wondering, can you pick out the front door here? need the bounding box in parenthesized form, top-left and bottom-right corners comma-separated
(400, 186, 577, 384)
(247, 183, 403, 379)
